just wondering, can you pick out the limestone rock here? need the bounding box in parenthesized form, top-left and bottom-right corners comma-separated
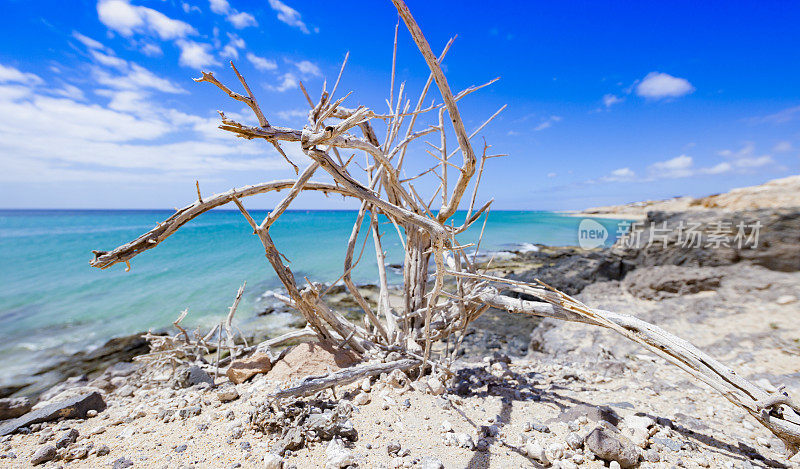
(0, 397, 31, 421)
(0, 392, 106, 436)
(226, 352, 273, 384)
(267, 342, 360, 383)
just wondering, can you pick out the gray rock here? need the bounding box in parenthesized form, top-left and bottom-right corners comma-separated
(584, 427, 640, 468)
(0, 392, 106, 436)
(112, 456, 134, 468)
(55, 428, 79, 448)
(187, 365, 214, 387)
(95, 444, 111, 456)
(175, 444, 187, 453)
(622, 265, 721, 300)
(179, 405, 202, 419)
(0, 397, 32, 420)
(30, 445, 56, 465)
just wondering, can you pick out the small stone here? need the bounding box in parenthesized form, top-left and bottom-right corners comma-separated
(609, 462, 621, 469)
(112, 456, 134, 469)
(545, 442, 564, 460)
(566, 432, 583, 450)
(756, 436, 770, 447)
(187, 365, 214, 386)
(742, 420, 755, 431)
(217, 386, 240, 403)
(116, 384, 135, 397)
(644, 449, 660, 462)
(776, 295, 797, 305)
(227, 352, 273, 384)
(525, 440, 548, 464)
(696, 455, 710, 467)
(95, 444, 111, 456)
(263, 452, 284, 468)
(418, 456, 443, 469)
(427, 377, 445, 395)
(63, 444, 90, 461)
(480, 424, 499, 437)
(325, 439, 355, 469)
(584, 427, 640, 468)
(30, 445, 56, 465)
(179, 405, 202, 419)
(387, 441, 401, 455)
(359, 378, 371, 393)
(453, 432, 475, 450)
(175, 444, 188, 453)
(440, 420, 453, 433)
(55, 428, 79, 448)
(524, 420, 550, 433)
(353, 393, 370, 406)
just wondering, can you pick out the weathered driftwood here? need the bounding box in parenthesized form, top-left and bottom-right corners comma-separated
(269, 358, 420, 400)
(89, 0, 800, 451)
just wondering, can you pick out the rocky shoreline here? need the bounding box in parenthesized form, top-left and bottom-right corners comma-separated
(1, 189, 799, 466)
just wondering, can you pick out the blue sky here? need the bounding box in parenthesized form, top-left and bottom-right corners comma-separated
(0, 0, 798, 210)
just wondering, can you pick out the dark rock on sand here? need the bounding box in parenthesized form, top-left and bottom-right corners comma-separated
(584, 426, 640, 468)
(0, 392, 106, 436)
(0, 397, 32, 420)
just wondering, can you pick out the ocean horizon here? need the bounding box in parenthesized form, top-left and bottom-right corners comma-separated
(0, 209, 628, 386)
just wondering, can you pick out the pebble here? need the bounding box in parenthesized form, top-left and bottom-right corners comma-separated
(427, 377, 445, 395)
(95, 444, 111, 456)
(353, 393, 370, 406)
(217, 386, 240, 403)
(440, 420, 453, 433)
(453, 432, 475, 450)
(175, 443, 188, 453)
(387, 441, 401, 455)
(179, 405, 202, 418)
(55, 428, 79, 448)
(263, 452, 284, 469)
(545, 442, 565, 460)
(418, 456, 444, 469)
(112, 456, 134, 469)
(566, 432, 583, 450)
(325, 439, 355, 469)
(30, 445, 57, 465)
(525, 440, 548, 464)
(776, 294, 797, 305)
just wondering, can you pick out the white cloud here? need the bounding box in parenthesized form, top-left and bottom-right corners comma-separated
(140, 42, 163, 57)
(92, 63, 185, 94)
(222, 34, 246, 59)
(97, 0, 196, 40)
(648, 154, 694, 178)
(755, 105, 800, 124)
(177, 40, 220, 69)
(90, 50, 127, 70)
(635, 72, 694, 99)
(717, 142, 774, 169)
(209, 0, 230, 14)
(268, 0, 310, 34)
(702, 162, 732, 175)
(773, 141, 792, 153)
(247, 53, 277, 71)
(72, 31, 107, 51)
(734, 155, 773, 168)
(534, 115, 561, 131)
(602, 94, 622, 108)
(182, 2, 202, 14)
(54, 84, 86, 101)
(0, 67, 287, 185)
(208, 0, 258, 29)
(546, 172, 557, 178)
(597, 167, 636, 182)
(228, 11, 257, 29)
(269, 72, 298, 92)
(0, 64, 43, 85)
(276, 109, 308, 121)
(293, 60, 320, 76)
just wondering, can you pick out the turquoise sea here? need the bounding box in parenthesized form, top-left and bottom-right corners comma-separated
(0, 210, 627, 385)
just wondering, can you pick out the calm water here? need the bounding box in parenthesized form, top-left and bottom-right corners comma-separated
(0, 210, 626, 385)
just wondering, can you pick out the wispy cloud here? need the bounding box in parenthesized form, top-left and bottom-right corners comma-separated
(534, 115, 561, 131)
(268, 0, 311, 34)
(635, 72, 694, 99)
(602, 94, 623, 108)
(247, 53, 277, 71)
(754, 105, 800, 124)
(0, 64, 43, 85)
(207, 0, 258, 29)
